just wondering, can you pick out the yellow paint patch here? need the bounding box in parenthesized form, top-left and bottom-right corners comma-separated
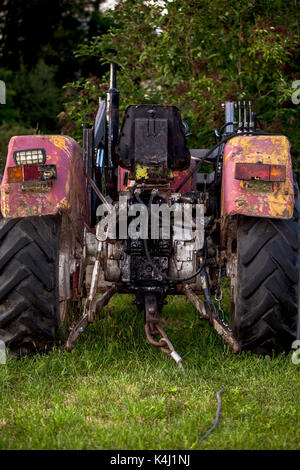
(1, 195, 10, 217)
(223, 135, 294, 219)
(136, 165, 149, 180)
(57, 197, 71, 211)
(49, 136, 69, 153)
(65, 178, 70, 195)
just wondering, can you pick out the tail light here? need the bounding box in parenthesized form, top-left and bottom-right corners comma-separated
(7, 166, 23, 182)
(235, 163, 286, 182)
(7, 164, 57, 183)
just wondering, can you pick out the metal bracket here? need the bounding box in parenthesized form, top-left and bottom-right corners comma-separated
(183, 282, 241, 353)
(65, 284, 116, 352)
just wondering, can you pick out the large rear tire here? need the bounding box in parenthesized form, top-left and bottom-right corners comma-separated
(230, 184, 299, 354)
(0, 215, 67, 355)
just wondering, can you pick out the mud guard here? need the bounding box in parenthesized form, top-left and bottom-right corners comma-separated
(221, 135, 294, 219)
(0, 135, 88, 233)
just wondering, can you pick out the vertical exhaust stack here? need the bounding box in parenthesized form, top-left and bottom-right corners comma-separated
(225, 101, 235, 134)
(105, 63, 120, 199)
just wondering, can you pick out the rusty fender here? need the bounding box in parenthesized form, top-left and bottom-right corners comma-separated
(0, 135, 88, 234)
(221, 135, 294, 219)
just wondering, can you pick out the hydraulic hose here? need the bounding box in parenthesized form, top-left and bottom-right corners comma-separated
(135, 129, 278, 282)
(175, 129, 279, 193)
(143, 236, 207, 283)
(134, 191, 207, 283)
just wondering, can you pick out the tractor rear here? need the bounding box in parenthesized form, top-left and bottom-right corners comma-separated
(0, 64, 298, 361)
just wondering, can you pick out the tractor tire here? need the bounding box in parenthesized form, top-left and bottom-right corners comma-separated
(0, 215, 63, 356)
(230, 181, 299, 355)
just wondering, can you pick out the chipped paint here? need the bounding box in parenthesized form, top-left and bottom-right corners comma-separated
(221, 135, 294, 219)
(171, 160, 197, 192)
(0, 135, 88, 236)
(136, 164, 149, 180)
(57, 197, 71, 211)
(49, 136, 69, 154)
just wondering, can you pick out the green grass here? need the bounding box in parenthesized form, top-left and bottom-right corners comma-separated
(0, 291, 299, 450)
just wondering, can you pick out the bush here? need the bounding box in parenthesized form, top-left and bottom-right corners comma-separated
(62, 0, 300, 174)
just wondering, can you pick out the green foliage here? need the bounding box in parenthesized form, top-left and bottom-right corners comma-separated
(0, 0, 112, 135)
(63, 0, 300, 169)
(0, 60, 62, 132)
(0, 0, 107, 80)
(59, 76, 106, 141)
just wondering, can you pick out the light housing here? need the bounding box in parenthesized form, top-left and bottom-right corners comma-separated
(235, 163, 286, 182)
(7, 164, 57, 183)
(13, 148, 46, 165)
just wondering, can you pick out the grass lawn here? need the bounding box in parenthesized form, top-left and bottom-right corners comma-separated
(0, 290, 299, 450)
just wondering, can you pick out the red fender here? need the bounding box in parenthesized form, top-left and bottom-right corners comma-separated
(221, 135, 294, 219)
(1, 135, 88, 233)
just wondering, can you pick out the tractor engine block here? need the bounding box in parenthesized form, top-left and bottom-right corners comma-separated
(87, 190, 206, 295)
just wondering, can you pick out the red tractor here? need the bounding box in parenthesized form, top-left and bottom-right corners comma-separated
(0, 64, 299, 362)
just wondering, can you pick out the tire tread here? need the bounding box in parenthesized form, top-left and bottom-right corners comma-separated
(0, 215, 60, 355)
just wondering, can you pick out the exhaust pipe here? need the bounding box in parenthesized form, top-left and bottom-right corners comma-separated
(105, 63, 119, 199)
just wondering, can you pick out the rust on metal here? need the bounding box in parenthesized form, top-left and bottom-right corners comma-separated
(1, 135, 88, 236)
(65, 284, 117, 352)
(183, 284, 241, 353)
(144, 293, 183, 367)
(221, 135, 294, 219)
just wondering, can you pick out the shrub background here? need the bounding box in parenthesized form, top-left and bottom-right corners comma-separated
(0, 0, 300, 175)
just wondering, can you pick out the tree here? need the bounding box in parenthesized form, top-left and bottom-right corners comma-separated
(0, 0, 111, 132)
(62, 0, 300, 169)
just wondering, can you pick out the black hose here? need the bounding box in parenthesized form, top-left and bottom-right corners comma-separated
(134, 129, 280, 282)
(143, 236, 207, 283)
(134, 191, 208, 283)
(196, 389, 225, 444)
(175, 129, 280, 193)
(218, 122, 236, 135)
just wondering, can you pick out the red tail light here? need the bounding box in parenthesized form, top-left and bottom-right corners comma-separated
(235, 163, 286, 182)
(7, 164, 57, 183)
(23, 165, 39, 181)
